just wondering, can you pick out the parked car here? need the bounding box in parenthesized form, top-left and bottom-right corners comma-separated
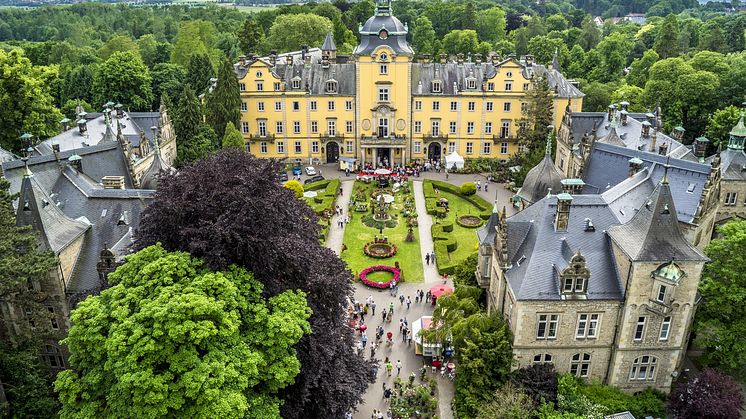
(304, 175, 325, 184)
(279, 172, 289, 182)
(292, 166, 302, 176)
(305, 166, 317, 176)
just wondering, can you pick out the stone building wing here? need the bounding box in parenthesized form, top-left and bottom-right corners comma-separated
(608, 179, 707, 262)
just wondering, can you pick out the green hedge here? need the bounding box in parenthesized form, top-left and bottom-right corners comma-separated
(441, 220, 454, 232)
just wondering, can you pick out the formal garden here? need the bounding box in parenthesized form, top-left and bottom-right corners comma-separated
(288, 178, 341, 243)
(424, 180, 494, 275)
(341, 178, 424, 286)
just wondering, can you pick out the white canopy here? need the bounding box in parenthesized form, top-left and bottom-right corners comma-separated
(445, 152, 465, 170)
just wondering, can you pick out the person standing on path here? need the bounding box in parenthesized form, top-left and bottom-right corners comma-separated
(425, 253, 430, 265)
(431, 251, 436, 263)
(386, 360, 393, 376)
(406, 296, 411, 309)
(399, 294, 404, 306)
(382, 309, 387, 323)
(395, 360, 402, 376)
(371, 301, 376, 316)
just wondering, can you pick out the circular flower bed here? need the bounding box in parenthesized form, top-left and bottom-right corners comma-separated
(360, 265, 401, 289)
(457, 215, 483, 228)
(364, 241, 398, 258)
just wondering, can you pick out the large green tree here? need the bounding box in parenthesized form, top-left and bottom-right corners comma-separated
(92, 50, 153, 111)
(186, 53, 214, 95)
(55, 244, 312, 418)
(695, 220, 746, 378)
(0, 49, 62, 153)
(265, 14, 333, 53)
(174, 84, 215, 167)
(476, 382, 535, 419)
(238, 16, 264, 56)
(705, 106, 741, 148)
(475, 7, 506, 44)
(222, 121, 245, 150)
(151, 63, 186, 110)
(412, 16, 436, 56)
(171, 20, 217, 67)
(654, 14, 680, 58)
(0, 340, 60, 417)
(626, 49, 659, 88)
(205, 58, 241, 140)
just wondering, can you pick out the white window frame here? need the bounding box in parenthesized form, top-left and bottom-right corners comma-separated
(380, 64, 388, 74)
(276, 141, 285, 153)
(378, 87, 389, 102)
(500, 142, 508, 154)
(466, 142, 473, 154)
(260, 141, 268, 154)
(482, 142, 491, 155)
(725, 192, 737, 205)
(629, 356, 657, 381)
(533, 353, 553, 365)
(293, 121, 301, 134)
(241, 102, 247, 112)
(537, 314, 558, 339)
(486, 102, 493, 112)
(432, 101, 440, 111)
(241, 121, 249, 134)
(432, 81, 442, 93)
(292, 79, 301, 89)
(449, 121, 457, 134)
(468, 102, 475, 111)
(431, 121, 440, 136)
(276, 121, 284, 134)
(346, 101, 353, 111)
(570, 353, 591, 377)
(634, 316, 646, 341)
(467, 122, 474, 134)
(485, 122, 492, 135)
(312, 141, 319, 153)
(487, 82, 494, 91)
(346, 141, 353, 153)
(294, 141, 302, 154)
(504, 102, 511, 112)
(414, 142, 421, 153)
(328, 101, 335, 111)
(257, 102, 265, 112)
(327, 120, 336, 136)
(659, 316, 671, 341)
(258, 120, 267, 137)
(505, 81, 512, 91)
(448, 142, 455, 153)
(450, 101, 458, 111)
(239, 83, 246, 92)
(256, 81, 263, 91)
(311, 121, 318, 134)
(656, 284, 667, 303)
(310, 101, 317, 111)
(415, 101, 422, 111)
(576, 313, 600, 339)
(346, 121, 353, 133)
(414, 121, 422, 133)
(292, 101, 300, 111)
(274, 101, 282, 111)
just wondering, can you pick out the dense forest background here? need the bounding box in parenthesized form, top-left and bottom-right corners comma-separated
(1, 0, 746, 153)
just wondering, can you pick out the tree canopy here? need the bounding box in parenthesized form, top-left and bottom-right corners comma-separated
(92, 50, 153, 111)
(55, 244, 312, 418)
(133, 151, 374, 418)
(205, 58, 241, 140)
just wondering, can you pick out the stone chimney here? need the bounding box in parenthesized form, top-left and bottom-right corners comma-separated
(77, 112, 88, 135)
(456, 53, 464, 65)
(420, 54, 430, 64)
(649, 128, 657, 152)
(524, 54, 534, 66)
(607, 104, 615, 121)
(641, 120, 651, 137)
(102, 175, 125, 189)
(60, 117, 71, 132)
(658, 141, 668, 156)
(491, 54, 500, 65)
(115, 103, 124, 118)
(671, 126, 685, 141)
(628, 157, 643, 177)
(554, 193, 573, 232)
(694, 136, 709, 159)
(440, 53, 447, 64)
(620, 109, 628, 126)
(270, 50, 278, 66)
(68, 154, 82, 172)
(239, 55, 246, 67)
(560, 178, 585, 194)
(474, 53, 482, 64)
(287, 54, 293, 65)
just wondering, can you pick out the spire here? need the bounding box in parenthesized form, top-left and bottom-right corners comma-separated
(101, 116, 116, 143)
(551, 48, 561, 71)
(22, 156, 32, 178)
(322, 32, 336, 51)
(375, 0, 392, 15)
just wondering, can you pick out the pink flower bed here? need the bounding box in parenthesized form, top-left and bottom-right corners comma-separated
(360, 265, 401, 289)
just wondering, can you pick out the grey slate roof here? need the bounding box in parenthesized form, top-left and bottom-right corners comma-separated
(410, 61, 583, 98)
(15, 170, 90, 254)
(272, 63, 356, 96)
(0, 146, 16, 163)
(717, 148, 746, 181)
(322, 32, 336, 51)
(608, 179, 707, 262)
(477, 202, 500, 245)
(567, 112, 694, 160)
(354, 6, 413, 57)
(504, 194, 624, 301)
(517, 153, 564, 205)
(582, 141, 710, 223)
(140, 146, 174, 190)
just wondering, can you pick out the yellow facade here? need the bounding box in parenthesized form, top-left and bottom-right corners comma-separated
(236, 4, 582, 167)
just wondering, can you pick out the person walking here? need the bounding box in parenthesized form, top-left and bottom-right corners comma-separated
(431, 251, 436, 263)
(406, 296, 411, 309)
(386, 360, 393, 376)
(371, 301, 376, 316)
(361, 333, 368, 348)
(399, 294, 405, 306)
(425, 253, 430, 265)
(370, 341, 376, 359)
(383, 387, 392, 403)
(484, 182, 488, 193)
(382, 309, 387, 323)
(389, 302, 394, 314)
(477, 180, 481, 191)
(395, 360, 402, 376)
(399, 318, 404, 332)
(425, 290, 431, 303)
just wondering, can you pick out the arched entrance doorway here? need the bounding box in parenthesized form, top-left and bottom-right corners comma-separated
(326, 142, 339, 163)
(428, 142, 442, 162)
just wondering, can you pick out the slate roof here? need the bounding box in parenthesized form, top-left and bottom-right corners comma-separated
(272, 63, 356, 96)
(411, 60, 583, 98)
(354, 3, 413, 57)
(517, 152, 564, 205)
(140, 145, 174, 190)
(504, 194, 624, 301)
(15, 169, 90, 254)
(477, 202, 500, 245)
(717, 148, 746, 181)
(36, 111, 160, 156)
(322, 32, 336, 51)
(608, 179, 707, 262)
(0, 146, 16, 163)
(582, 141, 710, 223)
(567, 112, 694, 160)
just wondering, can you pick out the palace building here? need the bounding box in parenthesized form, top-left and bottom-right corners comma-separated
(234, 0, 583, 166)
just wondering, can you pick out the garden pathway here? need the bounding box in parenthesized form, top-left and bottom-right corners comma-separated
(326, 180, 354, 255)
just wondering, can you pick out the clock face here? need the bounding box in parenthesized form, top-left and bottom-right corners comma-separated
(379, 30, 388, 40)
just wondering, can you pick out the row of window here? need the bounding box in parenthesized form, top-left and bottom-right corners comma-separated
(532, 353, 658, 381)
(536, 313, 672, 342)
(26, 306, 59, 330)
(724, 192, 746, 206)
(249, 140, 509, 156)
(241, 80, 530, 94)
(430, 80, 528, 93)
(414, 100, 527, 112)
(244, 100, 355, 112)
(244, 120, 515, 139)
(413, 120, 512, 137)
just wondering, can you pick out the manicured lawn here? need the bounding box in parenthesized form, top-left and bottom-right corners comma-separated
(365, 270, 395, 283)
(341, 181, 424, 283)
(433, 188, 481, 265)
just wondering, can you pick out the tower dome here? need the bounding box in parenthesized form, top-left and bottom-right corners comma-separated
(516, 132, 564, 206)
(353, 0, 413, 57)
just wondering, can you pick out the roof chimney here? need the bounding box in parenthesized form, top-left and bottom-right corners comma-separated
(694, 136, 709, 159)
(457, 53, 464, 65)
(287, 54, 293, 65)
(554, 193, 572, 232)
(440, 53, 447, 64)
(474, 53, 481, 64)
(420, 54, 430, 64)
(115, 103, 124, 118)
(77, 112, 88, 135)
(524, 54, 534, 66)
(628, 157, 643, 177)
(60, 117, 71, 132)
(658, 141, 668, 156)
(239, 55, 246, 67)
(102, 175, 125, 190)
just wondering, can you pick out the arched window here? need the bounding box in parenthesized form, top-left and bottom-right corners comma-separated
(570, 353, 591, 377)
(379, 52, 388, 61)
(325, 80, 338, 93)
(43, 344, 65, 369)
(532, 353, 553, 365)
(629, 355, 657, 381)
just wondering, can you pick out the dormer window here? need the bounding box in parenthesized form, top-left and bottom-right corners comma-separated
(432, 81, 442, 93)
(560, 251, 590, 298)
(292, 78, 301, 89)
(467, 79, 476, 89)
(379, 52, 388, 61)
(325, 80, 338, 93)
(379, 30, 388, 40)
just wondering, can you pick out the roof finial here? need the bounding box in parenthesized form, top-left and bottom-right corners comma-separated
(545, 125, 554, 156)
(551, 48, 561, 71)
(662, 154, 671, 185)
(21, 155, 32, 177)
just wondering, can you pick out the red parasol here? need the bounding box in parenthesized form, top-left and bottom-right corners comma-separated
(429, 284, 454, 298)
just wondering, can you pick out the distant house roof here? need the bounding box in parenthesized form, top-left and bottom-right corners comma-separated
(604, 412, 636, 419)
